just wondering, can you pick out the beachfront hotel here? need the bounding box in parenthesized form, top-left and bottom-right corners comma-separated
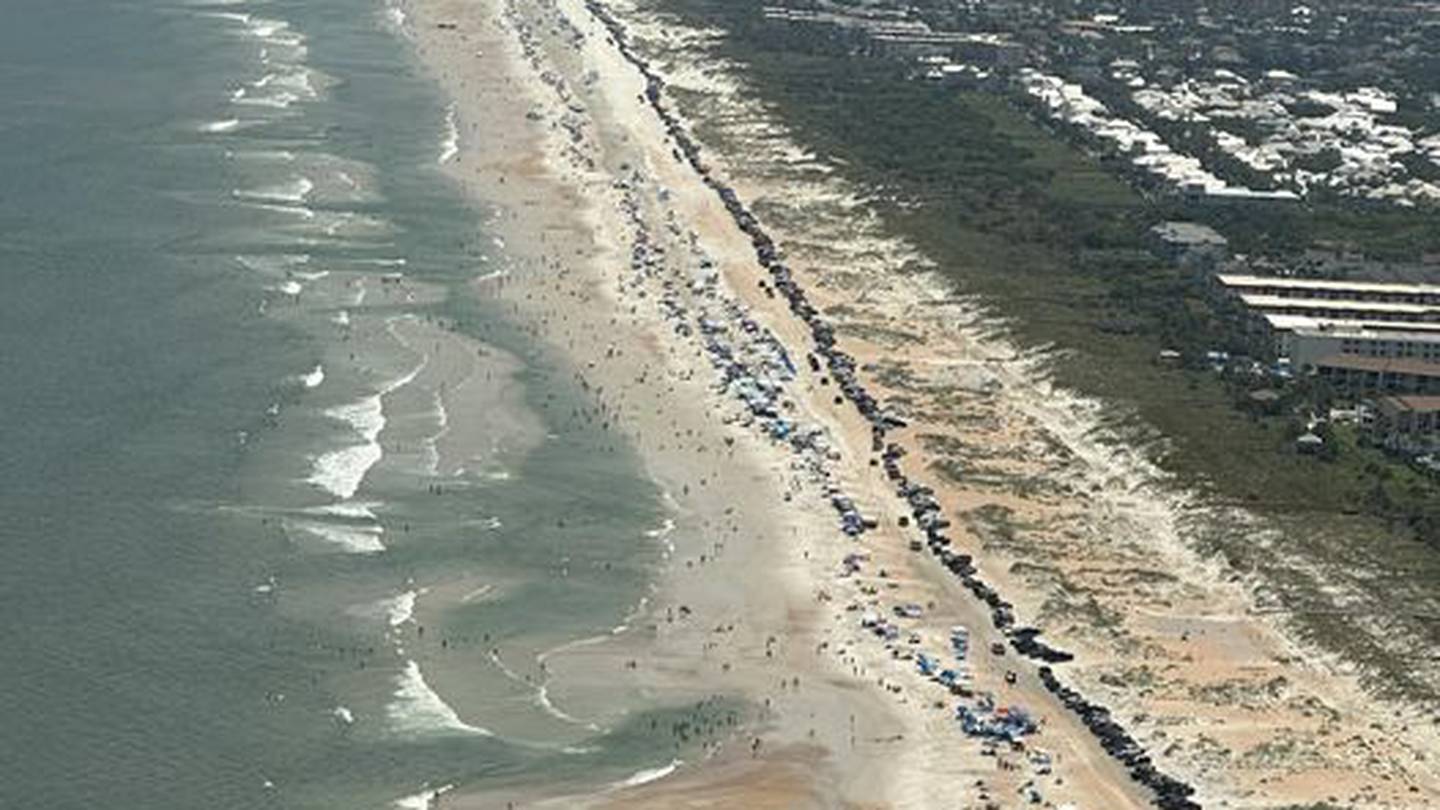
(1215, 273, 1440, 395)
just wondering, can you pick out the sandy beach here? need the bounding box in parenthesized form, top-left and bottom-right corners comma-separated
(6, 0, 1437, 806)
(393, 0, 1440, 807)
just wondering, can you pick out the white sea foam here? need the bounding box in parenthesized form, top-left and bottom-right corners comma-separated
(270, 280, 303, 296)
(243, 16, 306, 48)
(291, 269, 329, 282)
(536, 682, 599, 730)
(644, 518, 676, 539)
(611, 597, 649, 635)
(247, 17, 289, 38)
(320, 211, 391, 239)
(244, 202, 315, 220)
(228, 148, 295, 163)
(432, 391, 450, 431)
(299, 501, 384, 552)
(438, 104, 459, 163)
(331, 310, 351, 327)
(201, 118, 243, 133)
(268, 68, 317, 98)
(539, 633, 612, 664)
(384, 364, 423, 397)
(308, 362, 424, 499)
(307, 500, 380, 521)
(421, 442, 441, 477)
(388, 661, 490, 737)
(393, 785, 452, 810)
(382, 590, 419, 627)
(308, 442, 383, 500)
(237, 253, 310, 275)
(384, 3, 409, 32)
(234, 176, 313, 204)
(332, 706, 355, 725)
(421, 391, 449, 475)
(646, 518, 677, 558)
(198, 10, 250, 25)
(531, 637, 608, 731)
(327, 395, 385, 443)
(487, 649, 529, 688)
(615, 760, 681, 789)
(238, 67, 322, 111)
(232, 87, 301, 109)
(295, 518, 385, 553)
(300, 364, 324, 389)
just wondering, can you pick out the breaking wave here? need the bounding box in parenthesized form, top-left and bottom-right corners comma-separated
(438, 104, 459, 163)
(388, 660, 491, 737)
(393, 785, 452, 810)
(293, 518, 385, 554)
(233, 176, 313, 204)
(615, 760, 681, 789)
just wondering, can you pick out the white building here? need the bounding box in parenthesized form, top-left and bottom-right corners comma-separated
(1240, 294, 1440, 324)
(1286, 323, 1440, 369)
(1216, 274, 1440, 382)
(1216, 273, 1440, 307)
(1274, 321, 1440, 394)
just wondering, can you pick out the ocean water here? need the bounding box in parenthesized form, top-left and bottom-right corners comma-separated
(0, 0, 688, 806)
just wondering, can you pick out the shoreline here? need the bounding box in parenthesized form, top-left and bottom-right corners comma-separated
(405, 0, 938, 803)
(399, 0, 1440, 807)
(405, 0, 1151, 805)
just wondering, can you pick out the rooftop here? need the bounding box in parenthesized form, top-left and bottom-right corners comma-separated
(1242, 294, 1440, 316)
(1217, 274, 1440, 298)
(1196, 186, 1301, 202)
(1151, 221, 1228, 246)
(1262, 314, 1440, 334)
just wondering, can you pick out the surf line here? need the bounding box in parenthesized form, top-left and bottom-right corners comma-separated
(308, 318, 429, 501)
(488, 646, 603, 732)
